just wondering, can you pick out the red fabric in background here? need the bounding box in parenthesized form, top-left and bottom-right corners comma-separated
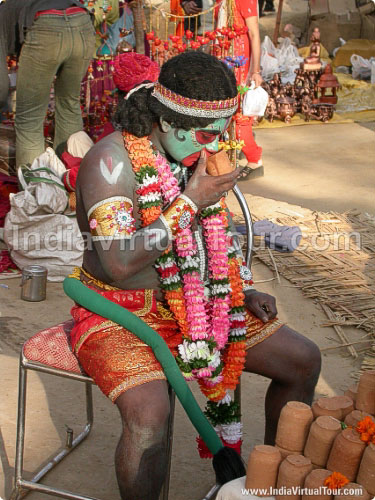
(0, 173, 18, 227)
(0, 249, 18, 273)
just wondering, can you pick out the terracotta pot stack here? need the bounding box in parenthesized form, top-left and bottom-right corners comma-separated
(344, 410, 375, 428)
(357, 442, 375, 496)
(312, 396, 354, 421)
(301, 469, 333, 500)
(304, 416, 341, 468)
(333, 482, 371, 500)
(355, 370, 375, 415)
(276, 455, 313, 500)
(326, 428, 366, 481)
(344, 385, 358, 405)
(275, 402, 314, 459)
(245, 372, 375, 499)
(245, 445, 282, 496)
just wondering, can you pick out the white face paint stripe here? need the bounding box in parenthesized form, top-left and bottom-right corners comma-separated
(100, 158, 124, 185)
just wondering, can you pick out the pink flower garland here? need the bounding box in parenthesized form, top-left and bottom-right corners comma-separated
(155, 151, 180, 205)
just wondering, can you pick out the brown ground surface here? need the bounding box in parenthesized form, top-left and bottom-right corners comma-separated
(1, 2, 375, 499)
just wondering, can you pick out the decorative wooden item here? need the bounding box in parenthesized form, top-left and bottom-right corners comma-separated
(303, 27, 322, 72)
(276, 95, 296, 124)
(305, 103, 335, 123)
(316, 65, 340, 105)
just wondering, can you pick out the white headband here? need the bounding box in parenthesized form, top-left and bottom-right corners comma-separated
(125, 82, 155, 100)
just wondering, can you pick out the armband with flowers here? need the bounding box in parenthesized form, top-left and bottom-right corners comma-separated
(159, 194, 198, 240)
(87, 196, 136, 241)
(240, 261, 255, 292)
(227, 231, 255, 292)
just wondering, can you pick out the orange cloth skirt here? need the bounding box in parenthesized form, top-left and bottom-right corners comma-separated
(70, 269, 282, 402)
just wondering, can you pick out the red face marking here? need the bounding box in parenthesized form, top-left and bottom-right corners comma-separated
(195, 130, 221, 145)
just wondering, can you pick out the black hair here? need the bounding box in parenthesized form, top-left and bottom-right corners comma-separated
(113, 51, 237, 137)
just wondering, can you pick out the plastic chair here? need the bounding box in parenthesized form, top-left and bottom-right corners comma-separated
(10, 185, 253, 500)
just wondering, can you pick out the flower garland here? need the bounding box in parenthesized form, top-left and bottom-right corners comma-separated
(323, 471, 350, 490)
(356, 416, 375, 445)
(123, 131, 247, 456)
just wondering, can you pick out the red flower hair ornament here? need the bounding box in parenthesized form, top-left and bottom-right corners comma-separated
(113, 53, 160, 95)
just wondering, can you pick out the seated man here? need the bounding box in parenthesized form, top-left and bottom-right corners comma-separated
(71, 51, 321, 500)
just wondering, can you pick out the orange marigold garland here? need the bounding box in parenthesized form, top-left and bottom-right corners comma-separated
(356, 416, 375, 445)
(123, 132, 247, 457)
(323, 471, 350, 490)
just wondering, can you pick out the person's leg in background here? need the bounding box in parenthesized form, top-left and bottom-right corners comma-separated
(53, 13, 95, 157)
(14, 16, 64, 167)
(258, 0, 265, 17)
(0, 49, 10, 120)
(264, 0, 275, 12)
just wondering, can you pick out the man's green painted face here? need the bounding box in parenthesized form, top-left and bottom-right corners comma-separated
(162, 117, 231, 167)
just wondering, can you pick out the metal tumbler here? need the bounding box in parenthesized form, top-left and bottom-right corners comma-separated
(20, 265, 48, 302)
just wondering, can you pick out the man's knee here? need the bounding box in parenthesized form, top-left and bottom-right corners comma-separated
(291, 334, 321, 385)
(116, 381, 170, 442)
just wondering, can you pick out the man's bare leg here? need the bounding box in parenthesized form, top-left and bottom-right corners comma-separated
(244, 325, 321, 444)
(115, 380, 170, 500)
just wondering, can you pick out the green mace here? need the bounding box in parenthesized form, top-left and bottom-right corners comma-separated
(63, 277, 245, 484)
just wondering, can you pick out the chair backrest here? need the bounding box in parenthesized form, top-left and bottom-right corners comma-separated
(232, 184, 253, 268)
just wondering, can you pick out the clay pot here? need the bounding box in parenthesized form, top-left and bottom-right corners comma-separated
(344, 385, 358, 405)
(302, 469, 333, 500)
(304, 416, 341, 467)
(245, 445, 282, 495)
(335, 396, 354, 419)
(276, 401, 314, 452)
(326, 428, 366, 481)
(357, 442, 375, 496)
(333, 482, 370, 500)
(356, 370, 375, 415)
(276, 445, 301, 460)
(344, 410, 375, 429)
(312, 398, 344, 421)
(206, 149, 234, 176)
(312, 396, 354, 421)
(276, 455, 313, 500)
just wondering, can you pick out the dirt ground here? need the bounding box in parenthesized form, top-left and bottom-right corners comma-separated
(1, 2, 375, 500)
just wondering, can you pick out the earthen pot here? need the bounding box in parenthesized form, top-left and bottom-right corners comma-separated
(333, 482, 370, 500)
(326, 428, 366, 481)
(357, 442, 375, 496)
(301, 468, 333, 500)
(344, 385, 358, 405)
(206, 149, 234, 176)
(304, 416, 341, 467)
(245, 445, 282, 495)
(344, 410, 375, 429)
(276, 445, 301, 460)
(334, 396, 354, 419)
(356, 370, 375, 415)
(276, 401, 314, 452)
(276, 455, 313, 500)
(312, 398, 344, 421)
